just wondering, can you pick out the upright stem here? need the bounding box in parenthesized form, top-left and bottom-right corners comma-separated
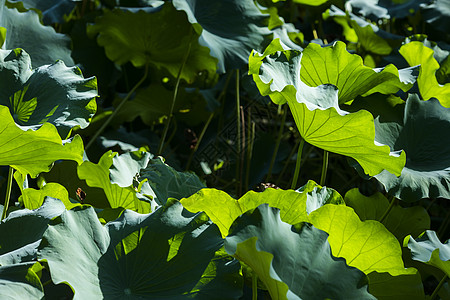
(239, 106, 245, 194)
(430, 274, 448, 300)
(245, 122, 256, 191)
(266, 105, 287, 182)
(86, 64, 149, 150)
(185, 112, 215, 171)
(319, 150, 329, 186)
(158, 40, 193, 155)
(379, 195, 396, 223)
(1, 167, 14, 221)
(235, 69, 242, 197)
(252, 272, 258, 300)
(291, 138, 305, 190)
(276, 138, 300, 186)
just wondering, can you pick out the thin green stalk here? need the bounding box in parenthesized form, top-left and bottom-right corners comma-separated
(1, 167, 14, 221)
(161, 118, 178, 153)
(245, 122, 256, 191)
(86, 64, 149, 150)
(252, 272, 258, 300)
(157, 40, 193, 155)
(319, 150, 329, 186)
(239, 105, 245, 193)
(276, 138, 300, 186)
(266, 104, 287, 182)
(291, 138, 305, 190)
(235, 69, 242, 197)
(379, 195, 396, 223)
(437, 209, 450, 239)
(216, 72, 234, 136)
(185, 112, 215, 171)
(430, 274, 448, 300)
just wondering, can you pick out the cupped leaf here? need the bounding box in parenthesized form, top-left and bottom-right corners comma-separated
(0, 262, 44, 299)
(374, 94, 450, 201)
(0, 6, 74, 67)
(77, 151, 151, 213)
(0, 48, 97, 138)
(400, 41, 450, 107)
(0, 197, 65, 266)
(0, 106, 84, 177)
(309, 204, 415, 276)
(140, 156, 205, 206)
(20, 182, 80, 210)
(172, 0, 271, 73)
(181, 181, 343, 237)
(344, 188, 430, 241)
(37, 201, 242, 299)
(225, 204, 376, 299)
(405, 230, 450, 277)
(87, 4, 218, 84)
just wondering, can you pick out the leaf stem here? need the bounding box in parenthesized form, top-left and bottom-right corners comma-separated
(266, 104, 287, 182)
(252, 272, 258, 300)
(430, 274, 448, 300)
(291, 138, 305, 189)
(379, 195, 397, 223)
(319, 150, 329, 186)
(86, 64, 149, 150)
(1, 167, 14, 221)
(245, 121, 256, 191)
(185, 112, 215, 171)
(157, 39, 193, 155)
(235, 69, 242, 197)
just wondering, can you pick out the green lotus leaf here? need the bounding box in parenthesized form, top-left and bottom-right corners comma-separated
(140, 156, 205, 206)
(309, 204, 415, 276)
(87, 4, 218, 84)
(0, 197, 65, 266)
(225, 204, 376, 299)
(367, 271, 425, 300)
(374, 94, 450, 201)
(249, 39, 407, 177)
(37, 201, 242, 299)
(0, 26, 5, 47)
(405, 230, 450, 277)
(293, 0, 329, 5)
(421, 0, 450, 34)
(0, 6, 74, 67)
(344, 188, 430, 241)
(0, 262, 44, 299)
(7, 0, 76, 24)
(172, 0, 271, 73)
(0, 106, 84, 177)
(20, 182, 80, 210)
(347, 0, 430, 20)
(400, 41, 450, 107)
(77, 151, 151, 213)
(0, 48, 97, 138)
(181, 181, 343, 237)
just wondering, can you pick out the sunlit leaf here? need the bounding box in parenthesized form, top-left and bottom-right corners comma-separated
(0, 262, 44, 299)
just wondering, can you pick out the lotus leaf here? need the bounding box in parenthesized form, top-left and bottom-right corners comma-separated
(347, 0, 431, 20)
(77, 151, 151, 213)
(0, 106, 84, 177)
(0, 262, 44, 299)
(249, 39, 406, 177)
(181, 181, 343, 237)
(37, 201, 242, 299)
(0, 197, 65, 266)
(172, 0, 271, 73)
(421, 0, 450, 34)
(367, 271, 425, 300)
(0, 48, 97, 138)
(0, 26, 5, 47)
(400, 41, 450, 107)
(309, 204, 415, 276)
(87, 4, 218, 84)
(20, 182, 79, 210)
(374, 94, 450, 201)
(225, 204, 376, 299)
(140, 156, 205, 206)
(7, 0, 76, 25)
(0, 6, 74, 67)
(405, 230, 450, 277)
(344, 188, 430, 241)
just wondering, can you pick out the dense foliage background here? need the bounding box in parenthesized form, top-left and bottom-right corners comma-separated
(0, 0, 449, 299)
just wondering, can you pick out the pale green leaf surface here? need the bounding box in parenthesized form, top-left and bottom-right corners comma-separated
(8, 0, 76, 24)
(225, 204, 376, 299)
(400, 41, 450, 107)
(249, 40, 406, 176)
(181, 181, 342, 238)
(0, 262, 44, 299)
(37, 201, 242, 299)
(20, 182, 80, 210)
(0, 6, 74, 67)
(406, 230, 450, 277)
(0, 106, 84, 177)
(87, 4, 218, 84)
(0, 48, 97, 138)
(344, 188, 430, 241)
(309, 204, 414, 276)
(77, 151, 151, 213)
(0, 27, 5, 47)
